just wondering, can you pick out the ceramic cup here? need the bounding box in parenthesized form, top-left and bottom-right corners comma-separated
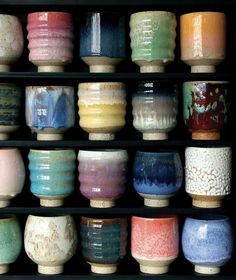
(27, 12, 74, 72)
(78, 82, 126, 140)
(182, 215, 234, 274)
(0, 84, 22, 140)
(180, 12, 226, 73)
(133, 151, 183, 207)
(24, 214, 77, 275)
(131, 215, 179, 274)
(185, 146, 232, 208)
(0, 215, 22, 274)
(25, 86, 75, 141)
(130, 11, 176, 73)
(0, 14, 24, 72)
(80, 12, 126, 72)
(81, 216, 127, 274)
(183, 81, 229, 140)
(132, 81, 178, 140)
(28, 149, 76, 207)
(78, 149, 128, 208)
(0, 148, 25, 207)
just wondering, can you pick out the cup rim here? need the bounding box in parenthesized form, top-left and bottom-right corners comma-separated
(28, 214, 71, 219)
(81, 216, 127, 224)
(186, 214, 230, 223)
(78, 149, 128, 160)
(29, 148, 75, 153)
(180, 11, 226, 18)
(132, 215, 178, 222)
(135, 151, 180, 156)
(131, 11, 176, 17)
(0, 214, 17, 221)
(183, 81, 229, 84)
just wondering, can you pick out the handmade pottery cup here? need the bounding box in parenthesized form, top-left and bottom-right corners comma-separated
(130, 11, 176, 72)
(0, 14, 24, 72)
(183, 81, 230, 140)
(0, 148, 25, 207)
(80, 12, 126, 72)
(131, 215, 179, 274)
(24, 214, 77, 275)
(25, 86, 75, 140)
(0, 215, 22, 274)
(78, 149, 128, 208)
(185, 146, 232, 208)
(133, 151, 183, 207)
(78, 82, 126, 140)
(0, 84, 22, 140)
(81, 216, 127, 274)
(27, 12, 74, 72)
(180, 12, 226, 73)
(28, 149, 76, 207)
(132, 81, 178, 140)
(182, 215, 234, 274)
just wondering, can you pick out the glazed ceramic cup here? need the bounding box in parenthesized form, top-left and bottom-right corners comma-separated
(25, 86, 75, 140)
(0, 84, 22, 140)
(27, 12, 74, 72)
(183, 81, 230, 140)
(28, 149, 76, 207)
(185, 146, 232, 208)
(180, 12, 226, 73)
(0, 215, 22, 274)
(130, 11, 176, 72)
(0, 148, 25, 207)
(132, 81, 178, 140)
(78, 149, 128, 208)
(78, 82, 126, 140)
(24, 215, 77, 275)
(182, 215, 234, 274)
(131, 215, 179, 274)
(0, 14, 24, 72)
(81, 216, 127, 274)
(133, 151, 183, 207)
(80, 12, 126, 72)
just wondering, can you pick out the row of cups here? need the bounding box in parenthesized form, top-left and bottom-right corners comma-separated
(0, 146, 231, 209)
(0, 11, 226, 73)
(0, 80, 230, 141)
(0, 214, 233, 275)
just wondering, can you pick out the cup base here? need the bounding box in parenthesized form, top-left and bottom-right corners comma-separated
(193, 198, 222, 208)
(40, 198, 64, 207)
(89, 133, 115, 141)
(38, 265, 63, 275)
(143, 132, 168, 140)
(90, 263, 117, 274)
(0, 264, 9, 274)
(144, 197, 169, 207)
(191, 65, 216, 73)
(0, 200, 10, 208)
(90, 65, 116, 73)
(90, 199, 115, 208)
(140, 65, 165, 73)
(0, 65, 10, 72)
(38, 65, 64, 72)
(0, 133, 9, 140)
(192, 130, 220, 140)
(195, 265, 220, 275)
(37, 133, 64, 141)
(82, 56, 122, 73)
(140, 264, 169, 274)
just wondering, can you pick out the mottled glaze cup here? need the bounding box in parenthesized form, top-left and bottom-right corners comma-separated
(185, 147, 232, 208)
(24, 215, 77, 275)
(180, 12, 226, 73)
(78, 82, 126, 140)
(182, 215, 234, 274)
(81, 216, 127, 274)
(130, 11, 176, 72)
(131, 215, 179, 274)
(25, 86, 75, 140)
(80, 12, 126, 72)
(0, 215, 22, 274)
(132, 81, 178, 140)
(78, 150, 128, 208)
(28, 149, 76, 207)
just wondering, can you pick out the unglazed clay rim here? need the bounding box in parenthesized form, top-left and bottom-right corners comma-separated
(132, 215, 177, 222)
(0, 214, 17, 222)
(81, 216, 127, 225)
(131, 11, 176, 17)
(27, 11, 72, 17)
(78, 149, 128, 160)
(0, 147, 18, 151)
(180, 11, 226, 18)
(78, 82, 125, 90)
(26, 86, 74, 90)
(185, 146, 231, 150)
(0, 14, 19, 20)
(186, 215, 229, 223)
(30, 149, 75, 154)
(27, 214, 71, 219)
(183, 81, 229, 85)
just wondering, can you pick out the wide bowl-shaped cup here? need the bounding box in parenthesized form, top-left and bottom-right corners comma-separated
(24, 215, 78, 275)
(81, 216, 127, 274)
(182, 215, 234, 274)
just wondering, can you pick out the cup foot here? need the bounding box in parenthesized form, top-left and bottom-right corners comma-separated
(0, 200, 10, 208)
(0, 65, 10, 72)
(0, 264, 9, 274)
(38, 265, 63, 275)
(0, 133, 9, 140)
(140, 65, 165, 73)
(143, 132, 168, 140)
(193, 199, 222, 208)
(40, 198, 64, 207)
(90, 65, 116, 73)
(195, 265, 220, 275)
(89, 133, 115, 141)
(191, 65, 216, 73)
(38, 65, 64, 72)
(192, 130, 220, 140)
(37, 133, 64, 141)
(140, 264, 169, 274)
(144, 198, 169, 207)
(90, 263, 117, 274)
(90, 199, 115, 208)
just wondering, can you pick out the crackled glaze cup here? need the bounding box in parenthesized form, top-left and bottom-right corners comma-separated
(0, 215, 22, 274)
(182, 215, 234, 274)
(0, 148, 25, 207)
(180, 12, 226, 73)
(133, 151, 183, 207)
(78, 82, 126, 140)
(131, 215, 179, 274)
(25, 86, 75, 140)
(0, 15, 24, 72)
(24, 215, 77, 275)
(185, 147, 232, 208)
(80, 12, 126, 72)
(27, 12, 74, 72)
(78, 150, 128, 208)
(28, 149, 76, 207)
(130, 11, 176, 72)
(183, 81, 229, 140)
(81, 217, 127, 274)
(132, 81, 178, 140)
